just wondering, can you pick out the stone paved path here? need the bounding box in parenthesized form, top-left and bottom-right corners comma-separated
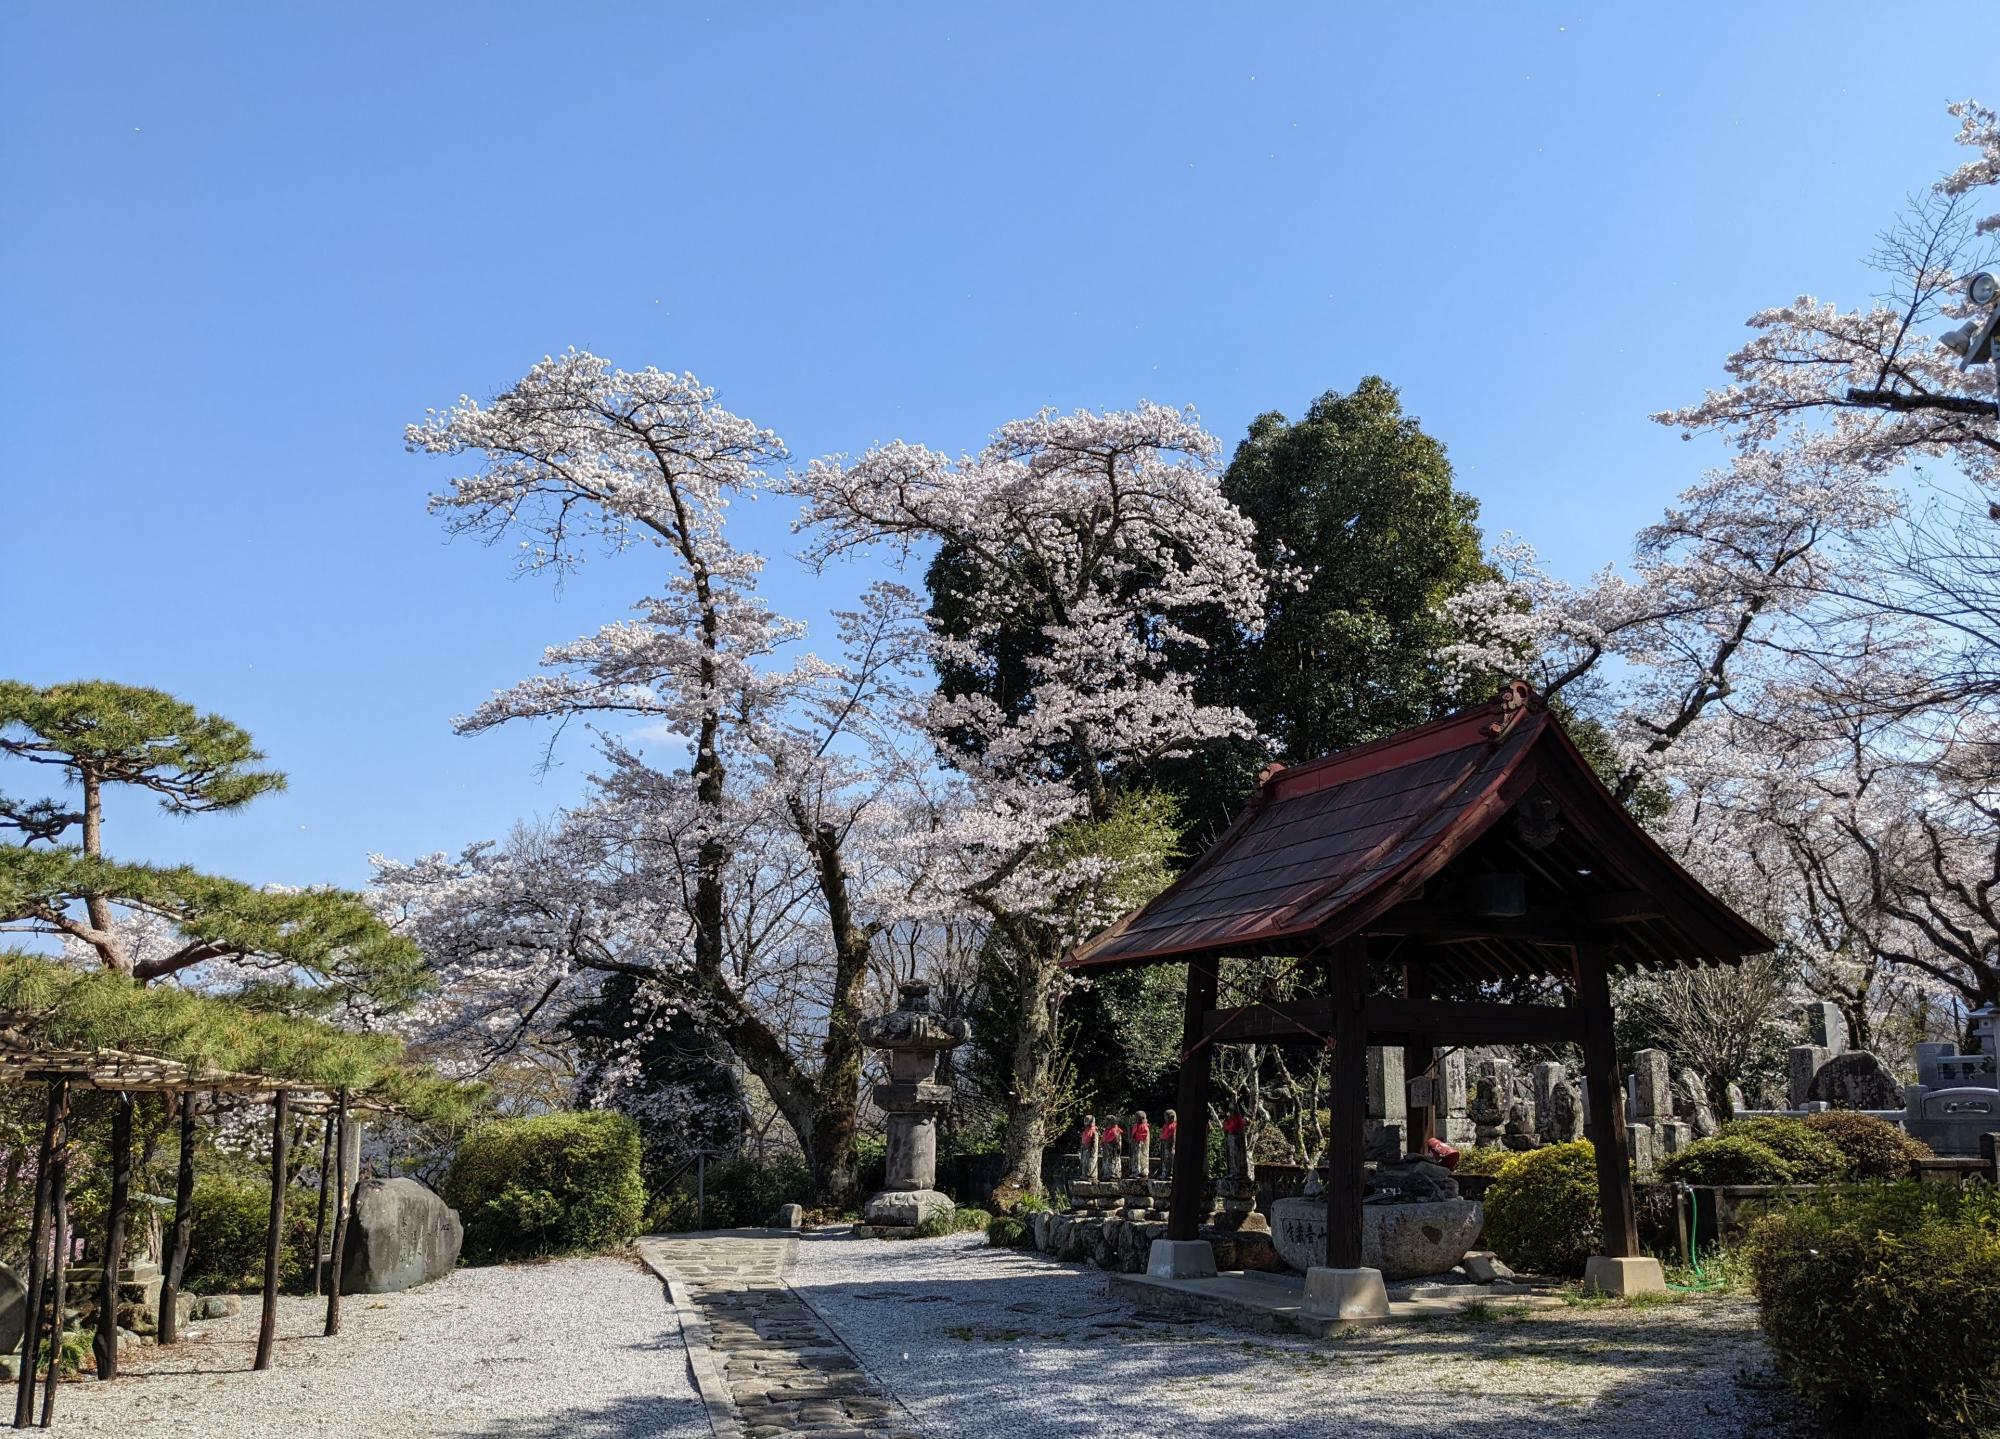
(641, 1234, 923, 1439)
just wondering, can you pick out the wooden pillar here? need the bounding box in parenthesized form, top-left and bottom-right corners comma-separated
(323, 1090, 352, 1337)
(37, 1147, 70, 1430)
(1167, 960, 1218, 1241)
(255, 1090, 290, 1372)
(156, 1094, 198, 1346)
(1576, 946, 1639, 1258)
(1324, 938, 1367, 1270)
(309, 1113, 334, 1296)
(12, 1080, 64, 1430)
(91, 1092, 133, 1382)
(1401, 956, 1436, 1152)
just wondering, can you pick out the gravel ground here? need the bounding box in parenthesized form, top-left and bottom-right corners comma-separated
(56, 1255, 708, 1439)
(789, 1231, 1806, 1439)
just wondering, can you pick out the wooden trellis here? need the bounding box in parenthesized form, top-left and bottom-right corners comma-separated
(0, 1036, 391, 1430)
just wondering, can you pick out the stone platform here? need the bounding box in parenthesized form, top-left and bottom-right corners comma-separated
(1108, 1265, 1564, 1338)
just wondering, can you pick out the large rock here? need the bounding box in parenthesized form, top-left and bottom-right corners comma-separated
(1806, 1051, 1904, 1110)
(340, 1177, 462, 1295)
(1268, 1196, 1484, 1281)
(0, 1264, 23, 1357)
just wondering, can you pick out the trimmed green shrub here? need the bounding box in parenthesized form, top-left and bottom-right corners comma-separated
(1744, 1182, 2000, 1436)
(986, 1214, 1030, 1248)
(182, 1174, 318, 1293)
(1452, 1145, 1510, 1177)
(1657, 1135, 1793, 1187)
(1800, 1110, 1932, 1179)
(1717, 1118, 1847, 1182)
(646, 1153, 812, 1232)
(1482, 1140, 1601, 1277)
(443, 1110, 645, 1263)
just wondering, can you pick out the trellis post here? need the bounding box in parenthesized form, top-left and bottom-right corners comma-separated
(156, 1092, 199, 1346)
(323, 1089, 351, 1337)
(91, 1091, 133, 1381)
(12, 1078, 64, 1430)
(309, 1112, 334, 1296)
(254, 1089, 290, 1371)
(37, 1144, 70, 1429)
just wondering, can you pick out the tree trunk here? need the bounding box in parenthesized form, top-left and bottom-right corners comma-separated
(254, 1091, 289, 1372)
(800, 816, 871, 1210)
(993, 930, 1064, 1204)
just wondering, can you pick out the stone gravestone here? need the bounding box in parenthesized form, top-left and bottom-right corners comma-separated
(0, 1263, 24, 1361)
(1802, 1001, 1849, 1056)
(1440, 1050, 1475, 1145)
(1364, 1049, 1405, 1161)
(1806, 1051, 1904, 1110)
(1675, 1068, 1720, 1139)
(1531, 1060, 1565, 1144)
(1471, 1059, 1510, 1147)
(858, 980, 969, 1230)
(1788, 1044, 1830, 1109)
(1546, 1079, 1582, 1143)
(1631, 1049, 1673, 1121)
(341, 1177, 463, 1295)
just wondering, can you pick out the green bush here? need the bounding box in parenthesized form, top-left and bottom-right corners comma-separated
(1657, 1135, 1793, 1187)
(1482, 1140, 1600, 1277)
(443, 1110, 645, 1263)
(1744, 1182, 2000, 1436)
(1452, 1145, 1510, 1177)
(1800, 1110, 1932, 1180)
(182, 1174, 318, 1293)
(1718, 1117, 1847, 1182)
(646, 1153, 812, 1232)
(912, 1204, 988, 1238)
(986, 1214, 1031, 1248)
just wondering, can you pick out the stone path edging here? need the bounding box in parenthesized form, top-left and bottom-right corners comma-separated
(638, 1231, 924, 1439)
(637, 1244, 745, 1439)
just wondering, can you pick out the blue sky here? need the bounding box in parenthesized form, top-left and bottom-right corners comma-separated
(2, 4, 1986, 895)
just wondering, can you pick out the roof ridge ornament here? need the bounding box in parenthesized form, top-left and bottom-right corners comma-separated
(1484, 679, 1541, 744)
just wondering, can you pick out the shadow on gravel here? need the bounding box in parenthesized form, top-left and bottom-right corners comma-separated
(452, 1391, 710, 1439)
(786, 1240, 1809, 1439)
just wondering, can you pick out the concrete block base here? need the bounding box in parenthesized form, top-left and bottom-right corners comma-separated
(1300, 1266, 1389, 1322)
(1582, 1254, 1668, 1298)
(1146, 1238, 1218, 1279)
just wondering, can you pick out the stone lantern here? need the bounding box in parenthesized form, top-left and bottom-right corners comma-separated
(859, 980, 968, 1230)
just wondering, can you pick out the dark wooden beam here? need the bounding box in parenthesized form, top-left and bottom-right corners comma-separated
(1576, 945, 1639, 1258)
(1402, 958, 1436, 1153)
(1200, 994, 1584, 1048)
(1579, 891, 1664, 924)
(1371, 902, 1611, 947)
(1362, 995, 1585, 1046)
(1168, 962, 1218, 1242)
(1325, 940, 1367, 1270)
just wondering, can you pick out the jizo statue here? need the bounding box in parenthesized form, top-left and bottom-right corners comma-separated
(1129, 1110, 1150, 1177)
(1078, 1114, 1100, 1183)
(1159, 1108, 1179, 1180)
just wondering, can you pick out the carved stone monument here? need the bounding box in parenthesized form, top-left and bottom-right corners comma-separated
(858, 980, 969, 1231)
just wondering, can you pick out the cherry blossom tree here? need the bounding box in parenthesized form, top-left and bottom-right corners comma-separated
(793, 402, 1271, 1198)
(402, 354, 929, 1202)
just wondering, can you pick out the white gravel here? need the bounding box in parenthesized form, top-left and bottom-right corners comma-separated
(789, 1231, 1805, 1439)
(57, 1254, 708, 1439)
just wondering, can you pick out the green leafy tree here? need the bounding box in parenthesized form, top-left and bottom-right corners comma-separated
(1165, 378, 1495, 841)
(0, 680, 422, 1005)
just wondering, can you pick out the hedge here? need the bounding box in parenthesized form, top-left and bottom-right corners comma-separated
(1717, 1118, 1847, 1182)
(1800, 1111, 1932, 1179)
(181, 1173, 319, 1292)
(1658, 1134, 1795, 1187)
(1482, 1140, 1601, 1276)
(1744, 1182, 2000, 1436)
(443, 1110, 645, 1263)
